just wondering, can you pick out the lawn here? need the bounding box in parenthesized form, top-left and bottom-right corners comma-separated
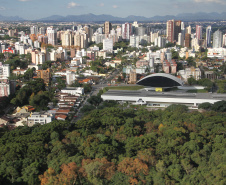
(187, 89, 208, 93)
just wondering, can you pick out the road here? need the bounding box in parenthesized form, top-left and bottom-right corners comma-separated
(70, 69, 139, 123)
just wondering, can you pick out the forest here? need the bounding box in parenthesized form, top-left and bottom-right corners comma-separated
(0, 104, 225, 185)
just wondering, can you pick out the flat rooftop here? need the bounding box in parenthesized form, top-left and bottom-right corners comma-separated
(102, 90, 226, 101)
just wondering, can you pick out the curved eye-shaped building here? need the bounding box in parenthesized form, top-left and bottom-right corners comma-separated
(136, 73, 184, 87)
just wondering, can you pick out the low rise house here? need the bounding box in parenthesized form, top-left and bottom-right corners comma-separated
(12, 67, 27, 76)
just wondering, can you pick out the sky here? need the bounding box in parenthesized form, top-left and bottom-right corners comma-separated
(0, 0, 226, 20)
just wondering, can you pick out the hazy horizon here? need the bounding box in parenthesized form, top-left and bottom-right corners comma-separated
(1, 0, 226, 20)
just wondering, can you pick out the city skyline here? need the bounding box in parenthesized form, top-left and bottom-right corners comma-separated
(1, 0, 226, 20)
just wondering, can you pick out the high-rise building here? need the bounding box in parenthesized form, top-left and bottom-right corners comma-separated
(130, 35, 140, 48)
(8, 30, 16, 37)
(39, 27, 46, 35)
(150, 32, 159, 43)
(61, 31, 73, 47)
(166, 20, 174, 43)
(34, 40, 40, 48)
(74, 32, 88, 49)
(116, 26, 122, 37)
(174, 20, 181, 42)
(77, 25, 82, 31)
(223, 34, 226, 47)
(122, 23, 132, 40)
(74, 32, 81, 48)
(80, 34, 88, 49)
(130, 35, 136, 48)
(181, 22, 185, 40)
(38, 35, 48, 44)
(213, 29, 223, 48)
(94, 34, 104, 44)
(178, 33, 184, 46)
(186, 25, 191, 34)
(104, 21, 112, 35)
(166, 20, 182, 43)
(132, 21, 139, 28)
(185, 33, 191, 48)
(84, 25, 93, 42)
(206, 26, 212, 47)
(136, 26, 145, 36)
(98, 27, 103, 34)
(0, 62, 11, 97)
(181, 22, 185, 30)
(196, 25, 202, 40)
(103, 38, 113, 51)
(0, 62, 10, 81)
(47, 27, 57, 46)
(157, 36, 166, 48)
(30, 26, 38, 35)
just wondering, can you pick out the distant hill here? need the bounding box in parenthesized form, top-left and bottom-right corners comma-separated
(0, 14, 24, 21)
(1, 12, 226, 22)
(37, 12, 226, 22)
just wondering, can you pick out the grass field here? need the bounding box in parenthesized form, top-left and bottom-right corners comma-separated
(106, 86, 144, 90)
(187, 89, 208, 93)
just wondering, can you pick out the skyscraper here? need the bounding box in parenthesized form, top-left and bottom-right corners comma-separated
(61, 31, 73, 47)
(196, 25, 202, 40)
(181, 22, 185, 30)
(186, 25, 191, 34)
(39, 27, 46, 35)
(166, 20, 182, 43)
(166, 20, 174, 43)
(74, 32, 88, 49)
(174, 20, 181, 42)
(84, 25, 93, 42)
(223, 34, 226, 47)
(47, 27, 57, 46)
(213, 29, 223, 48)
(104, 21, 112, 35)
(74, 32, 81, 48)
(136, 26, 146, 36)
(206, 26, 212, 47)
(178, 33, 184, 47)
(30, 26, 38, 35)
(122, 23, 132, 40)
(116, 26, 122, 37)
(185, 33, 191, 48)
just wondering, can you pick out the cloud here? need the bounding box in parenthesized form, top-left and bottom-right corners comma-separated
(67, 2, 80, 8)
(0, 7, 5, 10)
(113, 5, 118, 8)
(194, 0, 226, 5)
(99, 3, 104, 7)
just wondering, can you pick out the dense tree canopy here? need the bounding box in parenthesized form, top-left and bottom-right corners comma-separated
(10, 78, 53, 110)
(0, 104, 225, 184)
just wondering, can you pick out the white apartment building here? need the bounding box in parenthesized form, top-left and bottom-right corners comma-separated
(130, 35, 140, 48)
(27, 112, 53, 126)
(47, 27, 57, 46)
(61, 31, 73, 47)
(207, 48, 226, 59)
(178, 67, 202, 82)
(0, 63, 10, 80)
(103, 38, 113, 51)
